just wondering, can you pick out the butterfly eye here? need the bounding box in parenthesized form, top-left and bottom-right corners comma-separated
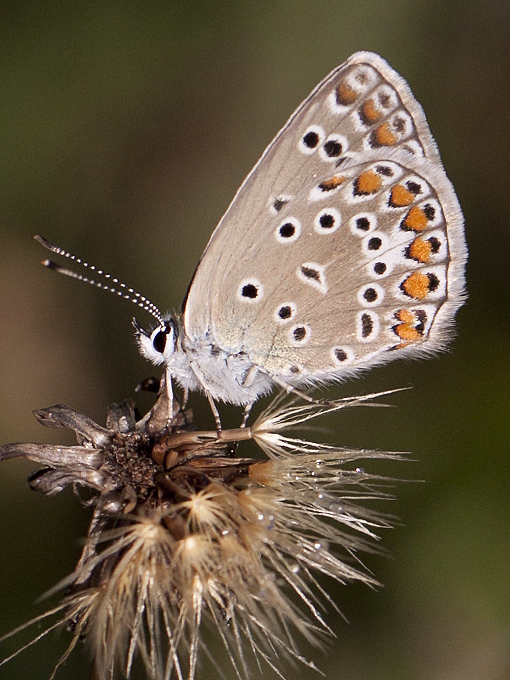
(152, 325, 170, 354)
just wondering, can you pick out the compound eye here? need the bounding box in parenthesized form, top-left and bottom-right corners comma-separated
(152, 325, 169, 354)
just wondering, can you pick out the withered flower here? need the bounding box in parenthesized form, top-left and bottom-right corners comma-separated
(0, 379, 403, 680)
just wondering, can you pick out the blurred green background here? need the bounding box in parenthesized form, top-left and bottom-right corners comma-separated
(0, 1, 508, 679)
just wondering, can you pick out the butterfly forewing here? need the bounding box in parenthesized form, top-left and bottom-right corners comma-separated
(182, 51, 465, 387)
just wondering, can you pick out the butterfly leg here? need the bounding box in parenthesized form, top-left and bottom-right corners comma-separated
(207, 393, 223, 434)
(240, 403, 252, 428)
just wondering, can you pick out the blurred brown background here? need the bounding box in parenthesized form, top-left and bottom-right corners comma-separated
(0, 1, 508, 679)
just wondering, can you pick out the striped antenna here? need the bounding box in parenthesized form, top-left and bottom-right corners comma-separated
(34, 235, 164, 323)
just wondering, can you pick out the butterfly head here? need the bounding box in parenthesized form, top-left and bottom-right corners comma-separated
(134, 317, 177, 366)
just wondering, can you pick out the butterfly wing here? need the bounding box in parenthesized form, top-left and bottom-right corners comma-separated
(182, 51, 466, 386)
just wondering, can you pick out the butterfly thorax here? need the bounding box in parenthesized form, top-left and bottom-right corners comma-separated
(182, 333, 278, 404)
(136, 315, 274, 405)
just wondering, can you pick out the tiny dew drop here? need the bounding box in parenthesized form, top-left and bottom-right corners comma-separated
(313, 540, 330, 551)
(315, 459, 326, 468)
(355, 467, 365, 474)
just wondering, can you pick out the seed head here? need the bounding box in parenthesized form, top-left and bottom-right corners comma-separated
(0, 380, 404, 679)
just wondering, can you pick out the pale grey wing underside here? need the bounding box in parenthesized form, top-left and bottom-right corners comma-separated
(183, 51, 466, 383)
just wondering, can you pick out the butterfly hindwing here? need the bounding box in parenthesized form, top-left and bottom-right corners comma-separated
(181, 52, 465, 391)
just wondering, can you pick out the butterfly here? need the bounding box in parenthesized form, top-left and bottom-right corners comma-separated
(39, 52, 467, 413)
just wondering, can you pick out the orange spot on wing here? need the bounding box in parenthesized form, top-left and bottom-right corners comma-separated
(355, 170, 383, 195)
(335, 81, 358, 105)
(394, 324, 422, 342)
(319, 175, 347, 191)
(403, 206, 429, 231)
(374, 122, 397, 146)
(390, 184, 415, 207)
(393, 309, 424, 343)
(360, 99, 383, 124)
(396, 309, 415, 324)
(408, 237, 432, 263)
(401, 272, 430, 299)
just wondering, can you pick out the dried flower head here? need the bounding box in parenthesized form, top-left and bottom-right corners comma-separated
(0, 379, 404, 680)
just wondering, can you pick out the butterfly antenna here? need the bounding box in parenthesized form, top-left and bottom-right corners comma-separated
(34, 235, 165, 324)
